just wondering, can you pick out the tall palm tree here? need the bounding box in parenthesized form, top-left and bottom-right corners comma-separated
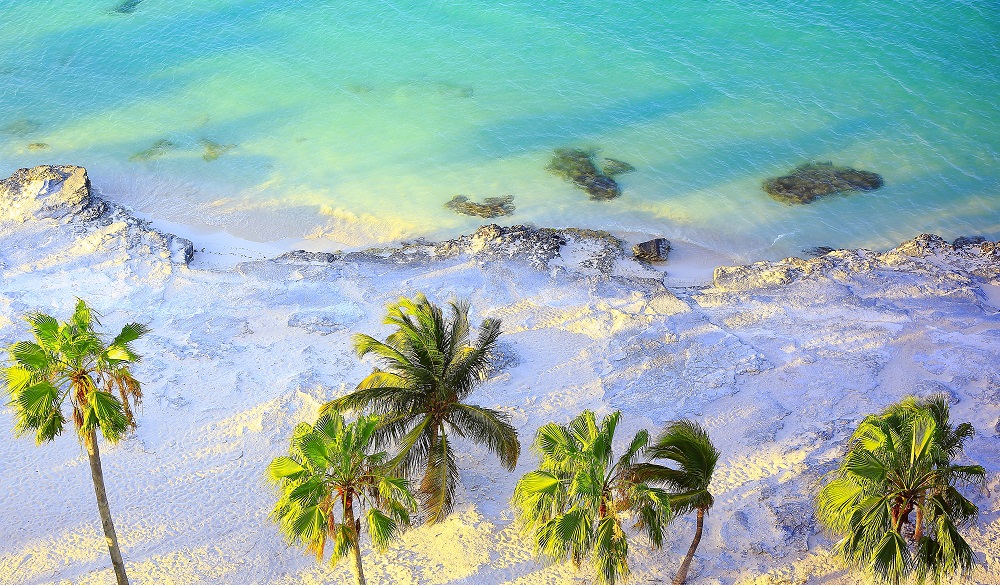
(322, 294, 520, 524)
(2, 299, 147, 585)
(641, 420, 720, 585)
(511, 410, 673, 585)
(816, 395, 985, 584)
(267, 412, 416, 585)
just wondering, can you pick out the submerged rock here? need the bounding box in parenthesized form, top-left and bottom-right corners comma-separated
(546, 148, 627, 200)
(762, 162, 883, 204)
(200, 138, 236, 162)
(27, 142, 50, 151)
(2, 119, 41, 137)
(632, 238, 671, 262)
(130, 139, 176, 162)
(601, 158, 635, 177)
(445, 194, 515, 218)
(114, 0, 143, 14)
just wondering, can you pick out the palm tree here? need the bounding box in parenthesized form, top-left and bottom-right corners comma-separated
(2, 299, 148, 585)
(267, 412, 416, 585)
(816, 395, 986, 584)
(322, 294, 520, 524)
(641, 420, 720, 585)
(511, 410, 673, 585)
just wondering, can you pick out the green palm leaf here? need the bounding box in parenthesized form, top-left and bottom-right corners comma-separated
(817, 395, 985, 584)
(513, 410, 672, 585)
(3, 300, 148, 585)
(320, 294, 520, 525)
(267, 411, 416, 584)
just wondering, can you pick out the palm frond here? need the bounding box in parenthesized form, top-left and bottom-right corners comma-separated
(421, 431, 458, 525)
(448, 403, 520, 471)
(648, 419, 719, 493)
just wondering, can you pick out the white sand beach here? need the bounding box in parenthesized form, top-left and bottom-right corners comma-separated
(1, 166, 997, 584)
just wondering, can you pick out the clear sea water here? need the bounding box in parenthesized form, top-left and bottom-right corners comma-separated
(1, 0, 997, 260)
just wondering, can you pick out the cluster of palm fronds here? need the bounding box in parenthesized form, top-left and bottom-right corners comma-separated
(1, 297, 988, 585)
(817, 396, 986, 585)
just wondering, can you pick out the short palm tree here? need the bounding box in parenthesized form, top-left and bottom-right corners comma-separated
(817, 395, 986, 584)
(641, 420, 720, 585)
(2, 299, 147, 585)
(267, 412, 416, 585)
(511, 410, 673, 585)
(322, 294, 520, 524)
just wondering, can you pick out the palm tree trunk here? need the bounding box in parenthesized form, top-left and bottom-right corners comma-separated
(672, 507, 705, 585)
(913, 496, 924, 542)
(85, 430, 129, 585)
(344, 494, 367, 585)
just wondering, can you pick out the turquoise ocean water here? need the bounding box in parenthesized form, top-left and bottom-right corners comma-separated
(1, 0, 997, 260)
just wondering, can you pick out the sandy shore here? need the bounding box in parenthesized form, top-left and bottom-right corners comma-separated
(1, 166, 998, 585)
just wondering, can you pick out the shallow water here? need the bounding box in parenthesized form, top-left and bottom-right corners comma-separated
(1, 0, 997, 260)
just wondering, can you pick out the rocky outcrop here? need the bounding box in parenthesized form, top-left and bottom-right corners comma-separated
(763, 162, 884, 204)
(445, 194, 515, 218)
(546, 148, 634, 201)
(0, 165, 194, 265)
(1, 165, 107, 222)
(712, 234, 1000, 292)
(632, 238, 671, 262)
(273, 224, 626, 275)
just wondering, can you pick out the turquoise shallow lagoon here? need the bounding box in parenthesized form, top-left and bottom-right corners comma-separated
(1, 0, 997, 260)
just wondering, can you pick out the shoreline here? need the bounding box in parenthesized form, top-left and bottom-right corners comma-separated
(2, 165, 998, 584)
(142, 211, 736, 286)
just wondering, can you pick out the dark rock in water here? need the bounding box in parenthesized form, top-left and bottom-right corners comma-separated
(27, 142, 50, 151)
(199, 138, 236, 162)
(114, 0, 143, 14)
(2, 119, 41, 137)
(546, 148, 626, 200)
(953, 235, 987, 248)
(445, 194, 515, 218)
(575, 174, 620, 200)
(547, 148, 599, 181)
(804, 246, 836, 257)
(632, 238, 671, 262)
(601, 158, 635, 177)
(763, 162, 883, 204)
(130, 139, 176, 162)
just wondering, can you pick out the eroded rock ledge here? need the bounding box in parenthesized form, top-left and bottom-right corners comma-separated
(713, 234, 1000, 292)
(274, 224, 627, 275)
(0, 165, 194, 264)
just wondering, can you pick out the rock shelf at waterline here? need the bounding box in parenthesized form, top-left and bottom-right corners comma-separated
(1, 164, 999, 584)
